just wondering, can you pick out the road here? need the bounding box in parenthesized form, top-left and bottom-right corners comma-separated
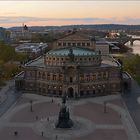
(122, 79, 140, 133)
(0, 81, 22, 117)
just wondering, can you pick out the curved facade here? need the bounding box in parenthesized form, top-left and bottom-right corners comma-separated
(15, 32, 121, 98)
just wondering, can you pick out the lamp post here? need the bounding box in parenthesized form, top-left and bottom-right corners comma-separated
(30, 100, 33, 112)
(104, 101, 107, 113)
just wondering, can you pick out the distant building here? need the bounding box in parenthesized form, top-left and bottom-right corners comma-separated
(0, 27, 10, 42)
(10, 24, 32, 42)
(15, 32, 124, 98)
(96, 39, 109, 55)
(15, 43, 48, 59)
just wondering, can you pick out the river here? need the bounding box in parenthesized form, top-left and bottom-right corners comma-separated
(125, 36, 140, 55)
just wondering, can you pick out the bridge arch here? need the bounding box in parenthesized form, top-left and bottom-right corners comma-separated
(130, 38, 140, 46)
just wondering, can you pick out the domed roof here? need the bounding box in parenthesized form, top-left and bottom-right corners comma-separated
(47, 47, 98, 56)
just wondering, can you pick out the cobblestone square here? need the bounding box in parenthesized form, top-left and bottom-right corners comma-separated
(0, 94, 138, 140)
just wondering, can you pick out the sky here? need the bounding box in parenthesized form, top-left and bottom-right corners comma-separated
(0, 1, 140, 27)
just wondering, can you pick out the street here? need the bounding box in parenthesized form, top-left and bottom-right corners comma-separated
(123, 79, 140, 133)
(0, 81, 22, 117)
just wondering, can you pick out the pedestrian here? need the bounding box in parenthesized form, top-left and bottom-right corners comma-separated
(47, 117, 49, 121)
(51, 98, 53, 103)
(41, 131, 44, 136)
(119, 114, 121, 118)
(55, 135, 58, 140)
(35, 115, 38, 120)
(14, 131, 18, 136)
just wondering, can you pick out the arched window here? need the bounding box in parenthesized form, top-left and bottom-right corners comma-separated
(92, 74, 96, 80)
(80, 90, 84, 96)
(47, 74, 50, 80)
(58, 42, 61, 46)
(42, 72, 46, 79)
(80, 74, 84, 81)
(59, 90, 62, 96)
(98, 72, 102, 80)
(70, 77, 73, 83)
(38, 72, 41, 78)
(53, 75, 57, 80)
(63, 42, 66, 46)
(30, 72, 33, 77)
(59, 74, 63, 81)
(86, 75, 90, 81)
(86, 90, 90, 95)
(82, 43, 85, 46)
(72, 43, 76, 46)
(77, 43, 81, 46)
(68, 43, 71, 46)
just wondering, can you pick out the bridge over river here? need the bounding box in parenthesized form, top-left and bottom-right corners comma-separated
(129, 36, 140, 46)
(106, 36, 140, 46)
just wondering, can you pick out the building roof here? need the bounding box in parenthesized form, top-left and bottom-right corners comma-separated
(122, 72, 131, 79)
(101, 56, 120, 67)
(25, 57, 45, 67)
(58, 32, 91, 41)
(47, 47, 98, 56)
(25, 55, 119, 68)
(96, 41, 109, 46)
(15, 43, 48, 53)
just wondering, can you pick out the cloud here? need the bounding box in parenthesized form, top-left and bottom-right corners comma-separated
(0, 16, 48, 23)
(0, 16, 140, 25)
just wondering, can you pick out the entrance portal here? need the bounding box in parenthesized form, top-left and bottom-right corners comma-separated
(68, 87, 74, 98)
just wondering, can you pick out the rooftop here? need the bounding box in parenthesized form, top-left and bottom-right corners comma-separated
(47, 47, 98, 56)
(26, 57, 45, 67)
(15, 43, 48, 53)
(26, 55, 119, 68)
(101, 55, 120, 67)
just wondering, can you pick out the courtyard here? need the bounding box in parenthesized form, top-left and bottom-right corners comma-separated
(0, 93, 138, 140)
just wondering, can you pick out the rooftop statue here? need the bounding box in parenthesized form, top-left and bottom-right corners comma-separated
(68, 48, 74, 62)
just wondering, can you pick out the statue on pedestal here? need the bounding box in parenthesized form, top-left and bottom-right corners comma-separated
(55, 95, 73, 128)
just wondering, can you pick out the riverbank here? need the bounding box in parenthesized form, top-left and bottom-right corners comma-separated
(113, 52, 140, 85)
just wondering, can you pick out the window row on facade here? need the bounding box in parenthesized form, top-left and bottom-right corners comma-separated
(57, 42, 91, 47)
(46, 56, 100, 62)
(24, 81, 120, 96)
(26, 71, 109, 81)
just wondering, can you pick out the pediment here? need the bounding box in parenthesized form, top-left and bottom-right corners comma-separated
(59, 33, 90, 41)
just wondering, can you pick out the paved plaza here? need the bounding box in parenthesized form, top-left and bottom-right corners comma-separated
(0, 93, 139, 140)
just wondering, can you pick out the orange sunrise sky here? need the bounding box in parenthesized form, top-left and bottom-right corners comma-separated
(0, 1, 140, 27)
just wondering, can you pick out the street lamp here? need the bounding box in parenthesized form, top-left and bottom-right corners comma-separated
(30, 100, 33, 112)
(104, 101, 107, 113)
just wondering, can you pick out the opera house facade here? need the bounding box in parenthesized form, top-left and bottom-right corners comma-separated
(15, 32, 122, 98)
